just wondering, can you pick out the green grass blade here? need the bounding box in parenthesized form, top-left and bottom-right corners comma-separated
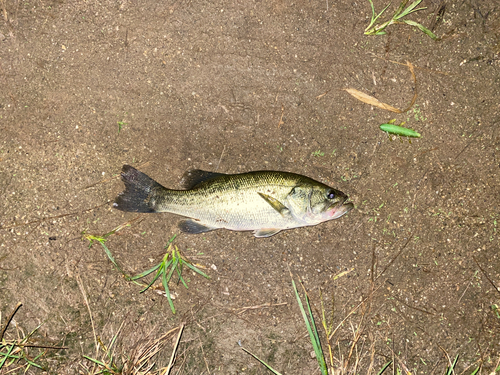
(241, 347, 282, 375)
(365, 1, 392, 32)
(130, 263, 162, 280)
(392, 1, 405, 18)
(33, 350, 46, 362)
(303, 288, 325, 362)
(365, 0, 378, 31)
(403, 20, 438, 39)
(166, 257, 179, 283)
(98, 240, 126, 275)
(445, 355, 459, 375)
(0, 344, 15, 369)
(373, 2, 391, 24)
(377, 360, 393, 374)
(162, 267, 176, 314)
(185, 262, 210, 279)
(24, 356, 44, 370)
(164, 234, 177, 248)
(140, 266, 163, 293)
(175, 263, 189, 289)
(83, 355, 107, 367)
(0, 352, 22, 360)
(292, 279, 328, 375)
(396, 0, 423, 19)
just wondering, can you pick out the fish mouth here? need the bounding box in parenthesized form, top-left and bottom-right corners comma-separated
(329, 197, 354, 219)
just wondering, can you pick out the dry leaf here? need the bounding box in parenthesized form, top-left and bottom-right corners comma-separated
(344, 61, 418, 114)
(344, 88, 402, 113)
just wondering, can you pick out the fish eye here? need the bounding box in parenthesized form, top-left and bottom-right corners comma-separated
(327, 190, 335, 200)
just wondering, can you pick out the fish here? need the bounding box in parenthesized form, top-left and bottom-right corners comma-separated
(113, 165, 354, 238)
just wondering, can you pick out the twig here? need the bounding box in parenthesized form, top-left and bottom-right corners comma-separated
(277, 104, 285, 128)
(369, 53, 451, 75)
(77, 275, 98, 358)
(316, 90, 330, 100)
(375, 236, 412, 281)
(12, 343, 68, 350)
(391, 295, 434, 315)
(0, 302, 22, 342)
(473, 257, 500, 297)
(437, 345, 454, 372)
(457, 274, 474, 303)
(198, 338, 211, 374)
(160, 323, 185, 375)
(234, 302, 287, 315)
(328, 283, 384, 341)
(1, 0, 8, 22)
(401, 61, 417, 113)
(0, 202, 109, 230)
(215, 145, 226, 172)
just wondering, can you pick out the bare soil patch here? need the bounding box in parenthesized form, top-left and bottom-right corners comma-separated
(1, 0, 499, 373)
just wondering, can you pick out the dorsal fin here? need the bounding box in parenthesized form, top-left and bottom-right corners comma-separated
(180, 169, 226, 189)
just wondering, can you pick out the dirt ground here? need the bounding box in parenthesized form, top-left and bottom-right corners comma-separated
(1, 0, 499, 374)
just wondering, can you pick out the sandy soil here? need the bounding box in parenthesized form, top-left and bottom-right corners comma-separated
(1, 0, 499, 373)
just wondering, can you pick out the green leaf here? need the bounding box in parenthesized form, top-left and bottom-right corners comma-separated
(166, 257, 179, 283)
(377, 361, 393, 374)
(164, 234, 177, 248)
(162, 267, 176, 314)
(0, 344, 15, 369)
(140, 265, 163, 293)
(403, 20, 438, 39)
(396, 0, 424, 19)
(130, 263, 162, 280)
(241, 347, 282, 375)
(83, 355, 107, 367)
(445, 355, 459, 375)
(176, 264, 189, 289)
(365, 0, 392, 32)
(185, 262, 210, 279)
(292, 279, 328, 375)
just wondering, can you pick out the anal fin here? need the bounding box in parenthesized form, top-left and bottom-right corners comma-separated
(178, 219, 218, 234)
(253, 228, 282, 238)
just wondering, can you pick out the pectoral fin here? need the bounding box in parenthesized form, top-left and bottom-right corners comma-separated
(258, 192, 289, 216)
(253, 228, 282, 238)
(178, 219, 218, 234)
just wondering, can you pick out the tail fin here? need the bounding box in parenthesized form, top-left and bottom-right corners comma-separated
(113, 165, 165, 213)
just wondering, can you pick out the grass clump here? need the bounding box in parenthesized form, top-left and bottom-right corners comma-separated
(1, 303, 65, 373)
(83, 221, 209, 314)
(81, 322, 185, 375)
(0, 325, 46, 373)
(242, 271, 392, 375)
(364, 0, 437, 40)
(130, 236, 209, 314)
(242, 270, 484, 375)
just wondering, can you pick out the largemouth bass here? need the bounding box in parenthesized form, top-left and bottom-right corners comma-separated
(113, 165, 353, 237)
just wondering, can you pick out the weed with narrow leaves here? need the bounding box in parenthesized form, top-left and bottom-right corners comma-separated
(83, 223, 210, 314)
(0, 306, 56, 373)
(364, 0, 437, 40)
(130, 235, 210, 314)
